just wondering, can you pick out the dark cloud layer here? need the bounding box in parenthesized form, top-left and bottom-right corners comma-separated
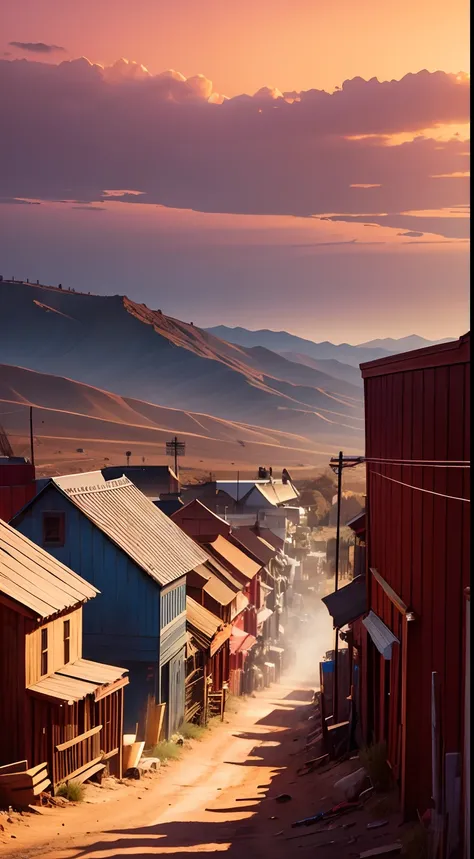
(0, 57, 469, 220)
(9, 41, 66, 54)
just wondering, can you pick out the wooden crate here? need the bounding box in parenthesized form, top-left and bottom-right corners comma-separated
(0, 760, 50, 808)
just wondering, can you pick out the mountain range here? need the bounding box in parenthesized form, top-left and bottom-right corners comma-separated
(0, 280, 451, 475)
(0, 281, 365, 471)
(206, 326, 454, 368)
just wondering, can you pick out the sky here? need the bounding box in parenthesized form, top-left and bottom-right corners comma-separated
(0, 0, 470, 342)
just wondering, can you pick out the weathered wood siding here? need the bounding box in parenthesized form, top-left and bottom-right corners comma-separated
(14, 486, 161, 665)
(0, 599, 29, 766)
(26, 607, 82, 686)
(362, 334, 470, 818)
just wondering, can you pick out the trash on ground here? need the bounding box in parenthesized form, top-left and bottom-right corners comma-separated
(367, 820, 389, 829)
(275, 794, 292, 803)
(359, 844, 402, 858)
(333, 767, 368, 801)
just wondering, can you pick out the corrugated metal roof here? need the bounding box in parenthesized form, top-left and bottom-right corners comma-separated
(28, 658, 128, 704)
(201, 553, 242, 591)
(231, 527, 276, 566)
(322, 576, 367, 629)
(0, 518, 98, 619)
(187, 596, 221, 640)
(251, 481, 299, 506)
(186, 597, 232, 654)
(54, 472, 208, 587)
(203, 570, 236, 606)
(254, 527, 284, 551)
(362, 610, 399, 659)
(230, 627, 257, 654)
(206, 534, 260, 580)
(231, 591, 249, 620)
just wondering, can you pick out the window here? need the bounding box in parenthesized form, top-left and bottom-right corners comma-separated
(42, 512, 65, 547)
(63, 619, 71, 664)
(40, 627, 48, 676)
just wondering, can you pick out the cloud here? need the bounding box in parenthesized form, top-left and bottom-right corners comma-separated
(0, 58, 469, 224)
(9, 41, 66, 54)
(397, 230, 425, 237)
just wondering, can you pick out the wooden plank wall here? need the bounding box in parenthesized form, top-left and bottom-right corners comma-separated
(25, 608, 82, 686)
(0, 602, 28, 766)
(364, 339, 470, 817)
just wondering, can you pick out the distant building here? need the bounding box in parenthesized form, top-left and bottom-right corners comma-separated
(101, 465, 180, 500)
(0, 456, 36, 521)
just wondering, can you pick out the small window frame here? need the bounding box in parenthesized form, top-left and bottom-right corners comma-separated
(40, 627, 48, 676)
(42, 512, 65, 548)
(63, 619, 71, 665)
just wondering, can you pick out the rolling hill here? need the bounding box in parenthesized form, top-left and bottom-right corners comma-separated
(0, 281, 364, 465)
(0, 363, 360, 476)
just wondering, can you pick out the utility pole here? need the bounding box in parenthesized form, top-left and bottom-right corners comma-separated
(236, 470, 240, 505)
(165, 436, 185, 479)
(333, 450, 343, 722)
(29, 406, 35, 468)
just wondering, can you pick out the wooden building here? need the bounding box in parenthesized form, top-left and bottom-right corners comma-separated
(0, 518, 128, 787)
(12, 472, 208, 739)
(357, 333, 470, 848)
(185, 597, 232, 724)
(0, 457, 36, 522)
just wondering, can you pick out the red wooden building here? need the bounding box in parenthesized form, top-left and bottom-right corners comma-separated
(0, 457, 36, 522)
(357, 333, 470, 849)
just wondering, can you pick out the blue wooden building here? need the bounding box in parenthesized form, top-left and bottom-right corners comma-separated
(12, 472, 208, 738)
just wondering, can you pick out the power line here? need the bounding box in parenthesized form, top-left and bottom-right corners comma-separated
(370, 470, 470, 503)
(365, 457, 469, 468)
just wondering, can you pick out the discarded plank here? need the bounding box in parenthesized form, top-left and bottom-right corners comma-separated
(358, 844, 402, 858)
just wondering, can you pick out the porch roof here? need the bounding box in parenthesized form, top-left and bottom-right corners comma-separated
(322, 575, 367, 629)
(27, 658, 128, 705)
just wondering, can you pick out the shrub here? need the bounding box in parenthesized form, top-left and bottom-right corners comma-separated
(55, 780, 84, 802)
(149, 741, 183, 762)
(178, 721, 205, 741)
(359, 742, 393, 792)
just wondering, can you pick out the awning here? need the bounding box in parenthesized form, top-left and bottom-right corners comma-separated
(186, 596, 232, 655)
(28, 658, 129, 704)
(230, 591, 249, 620)
(362, 611, 399, 659)
(230, 626, 257, 655)
(257, 606, 273, 625)
(203, 571, 236, 606)
(322, 575, 367, 629)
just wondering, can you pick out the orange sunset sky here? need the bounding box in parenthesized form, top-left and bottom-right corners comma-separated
(0, 0, 470, 341)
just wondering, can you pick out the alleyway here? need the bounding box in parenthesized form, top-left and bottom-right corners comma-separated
(1, 670, 404, 859)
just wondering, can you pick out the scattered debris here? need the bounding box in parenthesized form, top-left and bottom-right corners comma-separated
(334, 768, 369, 802)
(367, 820, 389, 830)
(359, 787, 375, 802)
(124, 767, 140, 780)
(292, 811, 324, 828)
(138, 757, 161, 773)
(275, 794, 292, 803)
(358, 845, 402, 858)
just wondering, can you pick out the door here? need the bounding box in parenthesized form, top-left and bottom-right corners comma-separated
(165, 648, 185, 738)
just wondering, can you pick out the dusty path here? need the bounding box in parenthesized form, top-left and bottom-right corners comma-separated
(0, 676, 404, 859)
(1, 681, 318, 859)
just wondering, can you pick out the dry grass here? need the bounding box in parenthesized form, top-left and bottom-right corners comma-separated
(178, 721, 206, 741)
(359, 742, 394, 793)
(150, 741, 183, 762)
(55, 781, 84, 802)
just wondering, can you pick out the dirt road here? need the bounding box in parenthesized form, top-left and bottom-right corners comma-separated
(0, 673, 404, 859)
